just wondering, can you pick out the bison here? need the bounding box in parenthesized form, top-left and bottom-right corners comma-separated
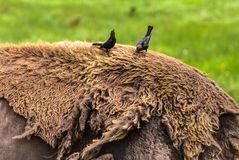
(0, 42, 238, 160)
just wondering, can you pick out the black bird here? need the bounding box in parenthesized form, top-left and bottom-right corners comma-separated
(136, 25, 153, 52)
(92, 29, 116, 52)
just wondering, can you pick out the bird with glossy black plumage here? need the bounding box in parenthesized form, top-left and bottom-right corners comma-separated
(136, 25, 153, 53)
(92, 29, 116, 52)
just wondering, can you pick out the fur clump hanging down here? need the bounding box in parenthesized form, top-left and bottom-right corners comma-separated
(0, 42, 238, 160)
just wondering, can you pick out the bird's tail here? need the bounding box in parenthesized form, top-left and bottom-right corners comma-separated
(145, 25, 153, 37)
(92, 42, 103, 46)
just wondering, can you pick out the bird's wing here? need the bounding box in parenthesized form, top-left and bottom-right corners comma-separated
(137, 38, 144, 45)
(102, 38, 112, 47)
(137, 35, 151, 46)
(142, 35, 151, 46)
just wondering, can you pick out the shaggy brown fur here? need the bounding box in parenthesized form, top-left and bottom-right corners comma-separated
(1, 98, 238, 160)
(0, 98, 181, 160)
(0, 42, 238, 160)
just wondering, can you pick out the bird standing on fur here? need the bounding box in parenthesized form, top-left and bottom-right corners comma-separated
(92, 29, 116, 52)
(136, 25, 153, 52)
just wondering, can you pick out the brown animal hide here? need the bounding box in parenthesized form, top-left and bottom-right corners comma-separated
(0, 42, 238, 160)
(1, 98, 238, 160)
(0, 98, 181, 160)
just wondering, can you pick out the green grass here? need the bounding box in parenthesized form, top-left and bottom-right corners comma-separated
(0, 0, 238, 102)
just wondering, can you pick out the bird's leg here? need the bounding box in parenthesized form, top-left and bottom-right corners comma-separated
(12, 117, 39, 140)
(66, 107, 142, 160)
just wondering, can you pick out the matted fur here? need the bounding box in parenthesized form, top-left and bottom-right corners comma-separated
(0, 42, 238, 160)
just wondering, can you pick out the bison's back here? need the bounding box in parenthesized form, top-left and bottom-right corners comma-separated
(0, 43, 90, 147)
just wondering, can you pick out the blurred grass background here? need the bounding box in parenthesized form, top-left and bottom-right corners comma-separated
(0, 0, 238, 102)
